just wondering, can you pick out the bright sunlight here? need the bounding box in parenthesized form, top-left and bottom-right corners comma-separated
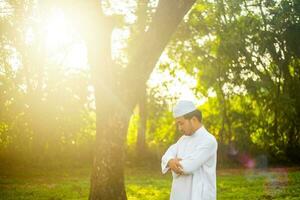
(37, 7, 200, 104)
(43, 8, 88, 71)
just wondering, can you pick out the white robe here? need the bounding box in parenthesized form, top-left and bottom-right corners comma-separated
(161, 126, 218, 200)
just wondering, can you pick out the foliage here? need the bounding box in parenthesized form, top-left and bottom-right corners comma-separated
(0, 0, 299, 168)
(165, 0, 300, 163)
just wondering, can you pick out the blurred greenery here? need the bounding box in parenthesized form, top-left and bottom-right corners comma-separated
(1, 0, 299, 168)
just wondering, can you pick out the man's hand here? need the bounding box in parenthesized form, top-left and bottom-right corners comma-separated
(168, 158, 183, 175)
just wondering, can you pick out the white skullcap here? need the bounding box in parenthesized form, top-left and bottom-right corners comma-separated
(173, 100, 197, 118)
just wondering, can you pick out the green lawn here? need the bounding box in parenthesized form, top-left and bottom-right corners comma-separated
(0, 167, 299, 200)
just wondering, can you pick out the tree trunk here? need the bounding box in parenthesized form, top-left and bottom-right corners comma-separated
(82, 2, 130, 199)
(88, 108, 130, 200)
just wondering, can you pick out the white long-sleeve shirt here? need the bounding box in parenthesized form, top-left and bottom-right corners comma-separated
(161, 126, 218, 200)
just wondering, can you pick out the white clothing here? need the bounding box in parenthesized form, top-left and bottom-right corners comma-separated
(161, 127, 218, 200)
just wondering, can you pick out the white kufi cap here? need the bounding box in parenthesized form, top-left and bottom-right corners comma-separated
(173, 100, 197, 118)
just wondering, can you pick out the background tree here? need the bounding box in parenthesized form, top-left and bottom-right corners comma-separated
(166, 0, 300, 164)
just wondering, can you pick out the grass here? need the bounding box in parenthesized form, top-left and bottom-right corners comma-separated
(0, 166, 299, 200)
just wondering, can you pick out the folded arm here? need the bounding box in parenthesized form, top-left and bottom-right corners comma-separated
(161, 143, 178, 174)
(180, 139, 217, 174)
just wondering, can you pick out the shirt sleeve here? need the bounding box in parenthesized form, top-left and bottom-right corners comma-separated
(161, 143, 178, 174)
(180, 138, 217, 174)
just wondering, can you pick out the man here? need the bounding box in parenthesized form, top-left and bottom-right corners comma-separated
(161, 100, 218, 200)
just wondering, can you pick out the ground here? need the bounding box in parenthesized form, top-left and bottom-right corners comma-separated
(0, 166, 299, 199)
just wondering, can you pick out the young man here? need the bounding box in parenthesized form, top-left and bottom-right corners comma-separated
(161, 100, 218, 200)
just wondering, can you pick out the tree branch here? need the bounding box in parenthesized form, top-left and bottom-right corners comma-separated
(123, 0, 196, 106)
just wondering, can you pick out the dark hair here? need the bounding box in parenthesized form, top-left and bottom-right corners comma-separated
(183, 109, 202, 122)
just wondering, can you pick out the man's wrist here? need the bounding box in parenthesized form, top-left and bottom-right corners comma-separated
(167, 158, 174, 167)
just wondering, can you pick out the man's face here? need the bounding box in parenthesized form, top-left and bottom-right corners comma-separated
(175, 117, 194, 136)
